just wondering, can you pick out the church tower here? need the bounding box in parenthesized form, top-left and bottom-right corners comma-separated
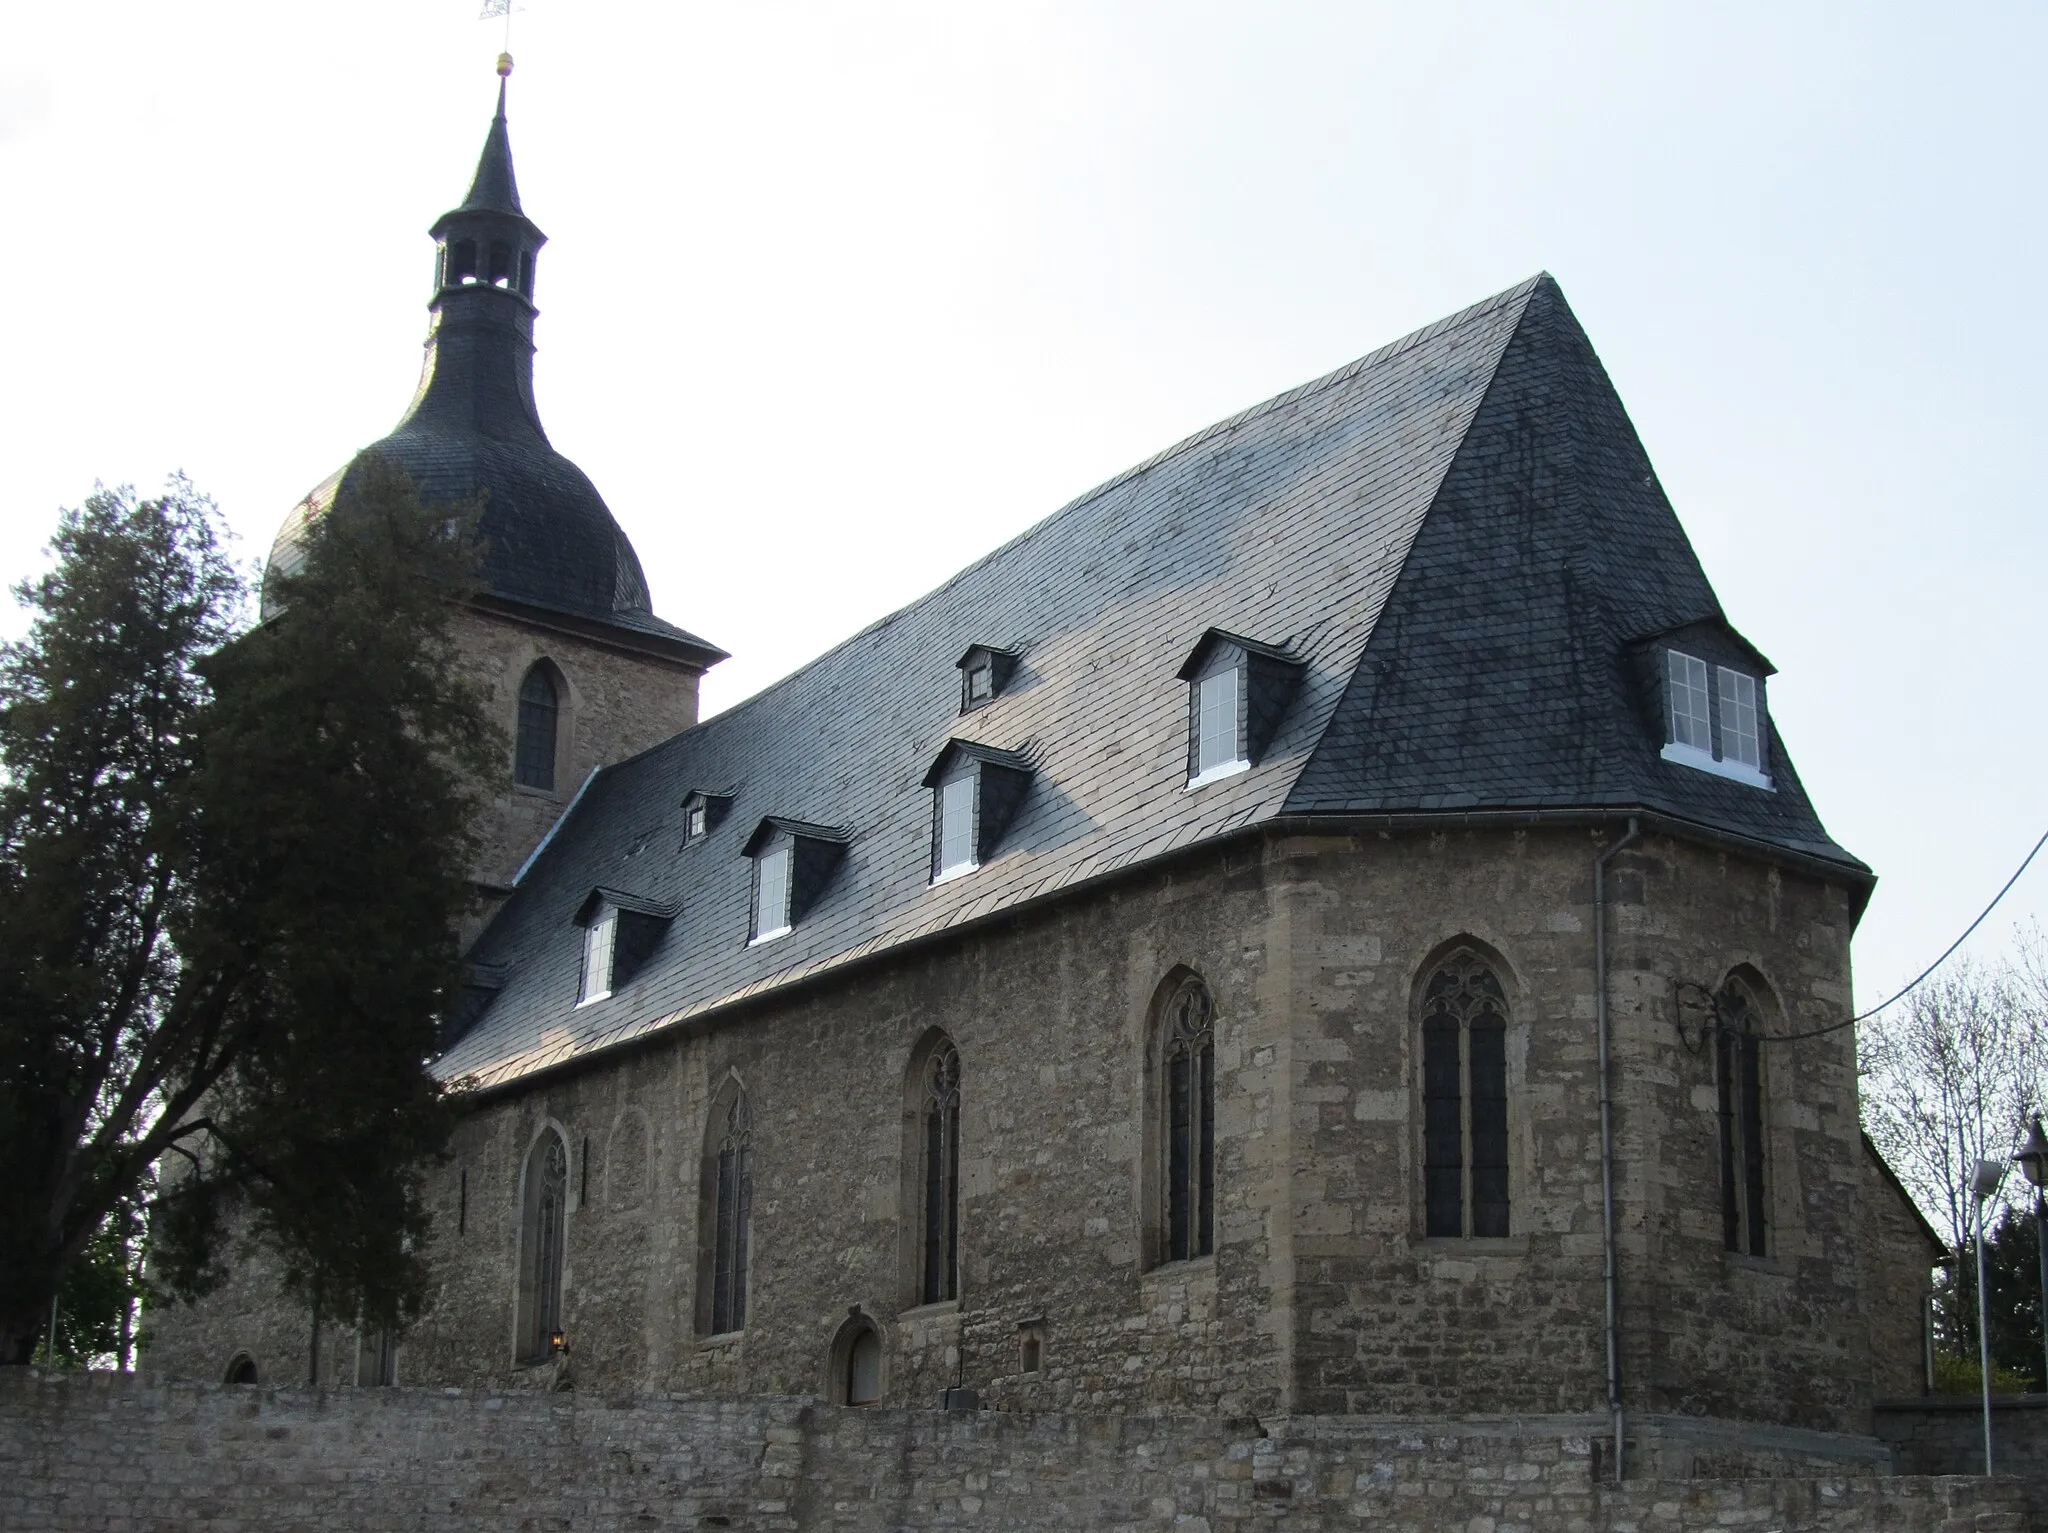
(266, 63, 724, 915)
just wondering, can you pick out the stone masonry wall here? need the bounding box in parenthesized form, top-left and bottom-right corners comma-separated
(453, 605, 703, 893)
(4, 1371, 2030, 1533)
(148, 826, 1919, 1436)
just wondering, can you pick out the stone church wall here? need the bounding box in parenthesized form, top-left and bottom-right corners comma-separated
(148, 825, 1923, 1437)
(452, 606, 703, 893)
(5, 1371, 2032, 1533)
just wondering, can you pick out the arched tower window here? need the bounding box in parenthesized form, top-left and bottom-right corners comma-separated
(1717, 979, 1769, 1256)
(920, 1039, 961, 1304)
(1162, 976, 1216, 1263)
(515, 663, 559, 790)
(450, 238, 478, 285)
(1421, 951, 1510, 1238)
(516, 1129, 569, 1364)
(701, 1086, 754, 1336)
(223, 1352, 258, 1385)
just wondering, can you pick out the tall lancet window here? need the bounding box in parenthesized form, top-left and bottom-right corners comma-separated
(1421, 952, 1510, 1238)
(709, 1090, 754, 1335)
(515, 664, 559, 791)
(921, 1040, 962, 1304)
(1717, 981, 1769, 1257)
(1163, 978, 1216, 1263)
(516, 1130, 569, 1363)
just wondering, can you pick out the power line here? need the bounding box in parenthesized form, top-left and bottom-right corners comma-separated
(1755, 826, 2048, 1045)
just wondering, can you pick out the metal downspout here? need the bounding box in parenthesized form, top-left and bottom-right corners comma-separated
(1595, 817, 1640, 1483)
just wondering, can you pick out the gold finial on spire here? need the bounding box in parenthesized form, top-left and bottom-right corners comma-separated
(497, 52, 514, 78)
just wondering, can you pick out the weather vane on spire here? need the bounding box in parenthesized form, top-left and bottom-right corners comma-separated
(479, 0, 520, 70)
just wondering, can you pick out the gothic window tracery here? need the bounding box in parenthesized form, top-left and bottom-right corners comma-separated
(921, 1040, 961, 1304)
(708, 1090, 754, 1335)
(1162, 977, 1216, 1263)
(1421, 952, 1510, 1238)
(517, 1130, 568, 1363)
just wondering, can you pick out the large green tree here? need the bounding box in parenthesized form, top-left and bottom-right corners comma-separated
(0, 458, 498, 1366)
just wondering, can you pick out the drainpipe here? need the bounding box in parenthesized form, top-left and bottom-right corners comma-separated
(1595, 817, 1640, 1483)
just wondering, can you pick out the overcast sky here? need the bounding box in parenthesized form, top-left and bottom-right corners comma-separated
(2, 1, 2042, 1010)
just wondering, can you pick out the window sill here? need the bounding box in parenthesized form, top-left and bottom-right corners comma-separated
(1185, 759, 1250, 791)
(511, 783, 564, 802)
(696, 1329, 746, 1350)
(1143, 1253, 1216, 1279)
(931, 861, 978, 887)
(749, 926, 791, 947)
(574, 991, 611, 1008)
(1720, 1249, 1787, 1277)
(897, 1298, 961, 1322)
(1414, 1235, 1528, 1256)
(1660, 742, 1773, 791)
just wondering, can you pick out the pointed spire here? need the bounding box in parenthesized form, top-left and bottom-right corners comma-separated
(459, 57, 524, 217)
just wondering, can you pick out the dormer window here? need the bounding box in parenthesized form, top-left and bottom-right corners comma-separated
(743, 818, 852, 944)
(573, 889, 676, 1005)
(682, 789, 734, 847)
(956, 644, 1020, 714)
(1176, 629, 1306, 789)
(937, 776, 976, 879)
(752, 846, 792, 943)
(1659, 647, 1772, 789)
(1195, 666, 1243, 782)
(922, 741, 1034, 884)
(579, 906, 617, 1005)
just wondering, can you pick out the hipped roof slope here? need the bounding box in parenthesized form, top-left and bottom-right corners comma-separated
(441, 275, 1864, 1092)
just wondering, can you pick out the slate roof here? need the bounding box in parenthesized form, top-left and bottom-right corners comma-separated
(264, 89, 721, 663)
(440, 274, 1868, 1093)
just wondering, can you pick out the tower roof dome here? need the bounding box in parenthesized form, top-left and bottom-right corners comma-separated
(265, 76, 722, 666)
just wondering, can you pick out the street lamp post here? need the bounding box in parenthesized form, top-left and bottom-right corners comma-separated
(2013, 1118, 2048, 1396)
(1973, 1156, 2009, 1476)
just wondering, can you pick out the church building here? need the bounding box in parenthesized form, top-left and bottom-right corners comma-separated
(151, 72, 1940, 1464)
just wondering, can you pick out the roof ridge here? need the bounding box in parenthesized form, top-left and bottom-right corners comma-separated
(685, 274, 1550, 739)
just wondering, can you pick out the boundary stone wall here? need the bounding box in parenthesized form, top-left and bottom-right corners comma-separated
(2, 1370, 2032, 1533)
(1878, 1394, 2048, 1480)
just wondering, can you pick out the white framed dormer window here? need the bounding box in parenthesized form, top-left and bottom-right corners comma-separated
(1189, 665, 1247, 788)
(751, 844, 792, 944)
(686, 801, 708, 842)
(578, 906, 617, 1005)
(1661, 649, 1772, 789)
(934, 774, 977, 882)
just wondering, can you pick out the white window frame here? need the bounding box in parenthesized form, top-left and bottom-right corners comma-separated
(934, 773, 978, 883)
(577, 907, 617, 1005)
(964, 661, 994, 707)
(1187, 664, 1248, 788)
(685, 801, 708, 842)
(750, 845, 793, 944)
(1659, 648, 1772, 790)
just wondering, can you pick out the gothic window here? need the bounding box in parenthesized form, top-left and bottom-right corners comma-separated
(223, 1353, 258, 1385)
(1162, 977, 1216, 1263)
(1717, 981, 1768, 1256)
(1421, 952, 1510, 1238)
(706, 1090, 754, 1335)
(516, 1130, 569, 1364)
(921, 1039, 961, 1304)
(515, 663, 559, 791)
